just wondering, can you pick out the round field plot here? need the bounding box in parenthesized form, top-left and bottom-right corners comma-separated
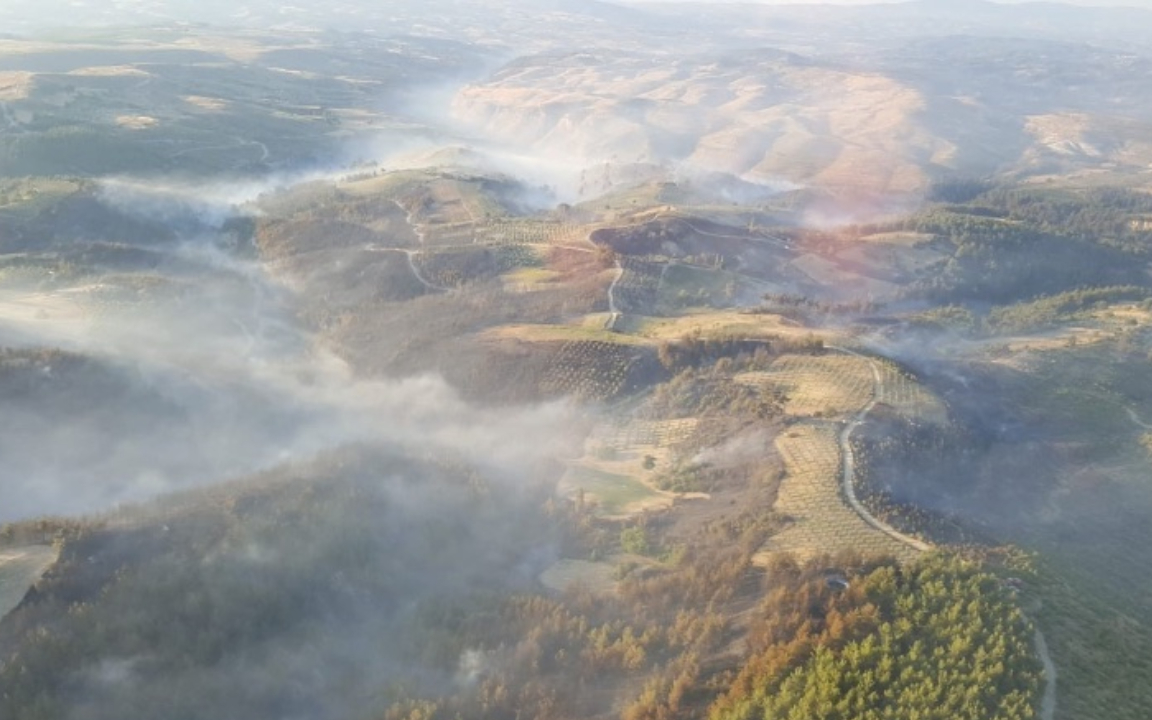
(613, 256, 663, 314)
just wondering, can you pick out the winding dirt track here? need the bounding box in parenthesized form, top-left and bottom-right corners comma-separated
(1126, 406, 1152, 430)
(828, 345, 1056, 720)
(402, 249, 451, 293)
(831, 346, 933, 552)
(604, 256, 624, 330)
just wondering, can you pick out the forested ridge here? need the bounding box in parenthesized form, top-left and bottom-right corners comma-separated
(711, 556, 1041, 720)
(850, 186, 1152, 306)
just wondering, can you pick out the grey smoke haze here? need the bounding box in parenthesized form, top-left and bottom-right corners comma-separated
(0, 169, 588, 720)
(692, 428, 770, 468)
(47, 438, 562, 720)
(0, 184, 583, 524)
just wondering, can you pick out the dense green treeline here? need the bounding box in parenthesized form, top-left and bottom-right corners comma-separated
(711, 555, 1042, 720)
(854, 186, 1152, 305)
(909, 214, 1141, 304)
(985, 286, 1152, 335)
(979, 187, 1152, 252)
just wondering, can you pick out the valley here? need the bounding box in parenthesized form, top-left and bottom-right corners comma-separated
(2, 4, 1152, 719)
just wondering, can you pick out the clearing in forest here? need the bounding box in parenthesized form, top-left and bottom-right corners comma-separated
(559, 464, 670, 517)
(562, 415, 706, 519)
(539, 559, 617, 594)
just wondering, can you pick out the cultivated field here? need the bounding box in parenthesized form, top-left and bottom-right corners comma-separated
(736, 352, 948, 423)
(538, 340, 640, 400)
(756, 422, 920, 564)
(477, 220, 592, 248)
(874, 359, 949, 424)
(737, 354, 875, 418)
(595, 418, 699, 452)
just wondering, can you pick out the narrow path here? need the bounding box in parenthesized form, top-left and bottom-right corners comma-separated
(394, 200, 428, 246)
(360, 243, 449, 293)
(402, 249, 450, 293)
(828, 344, 1055, 720)
(604, 256, 624, 330)
(1126, 406, 1152, 430)
(654, 261, 673, 298)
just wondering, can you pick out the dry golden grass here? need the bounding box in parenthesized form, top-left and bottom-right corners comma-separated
(500, 267, 563, 293)
(625, 310, 825, 343)
(563, 415, 707, 519)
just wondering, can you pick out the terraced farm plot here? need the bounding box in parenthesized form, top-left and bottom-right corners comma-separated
(0, 545, 57, 620)
(735, 353, 948, 424)
(595, 418, 700, 451)
(737, 354, 875, 418)
(539, 340, 639, 400)
(478, 220, 591, 248)
(412, 245, 542, 288)
(560, 464, 669, 517)
(614, 257, 663, 313)
(874, 360, 949, 424)
(419, 222, 477, 247)
(756, 423, 920, 564)
(655, 263, 772, 311)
